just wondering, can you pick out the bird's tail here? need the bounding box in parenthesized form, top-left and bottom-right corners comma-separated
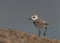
(46, 23, 54, 27)
(45, 23, 49, 25)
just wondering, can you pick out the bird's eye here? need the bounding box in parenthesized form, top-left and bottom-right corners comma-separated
(33, 17, 35, 18)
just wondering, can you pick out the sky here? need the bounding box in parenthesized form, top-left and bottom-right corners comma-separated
(0, 0, 60, 40)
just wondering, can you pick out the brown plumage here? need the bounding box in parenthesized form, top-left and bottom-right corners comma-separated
(33, 19, 49, 28)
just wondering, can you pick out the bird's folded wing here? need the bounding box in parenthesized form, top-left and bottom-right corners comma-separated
(39, 19, 46, 23)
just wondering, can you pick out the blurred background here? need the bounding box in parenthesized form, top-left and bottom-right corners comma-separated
(0, 0, 60, 40)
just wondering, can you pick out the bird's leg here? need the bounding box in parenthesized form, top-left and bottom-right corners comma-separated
(38, 29, 41, 37)
(44, 27, 47, 36)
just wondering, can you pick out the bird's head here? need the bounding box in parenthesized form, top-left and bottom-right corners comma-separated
(29, 15, 38, 20)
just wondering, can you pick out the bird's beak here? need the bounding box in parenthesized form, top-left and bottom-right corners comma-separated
(29, 18, 31, 20)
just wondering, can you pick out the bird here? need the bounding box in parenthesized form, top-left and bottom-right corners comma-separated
(29, 15, 49, 36)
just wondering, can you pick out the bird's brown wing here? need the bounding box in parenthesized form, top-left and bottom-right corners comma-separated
(33, 19, 48, 27)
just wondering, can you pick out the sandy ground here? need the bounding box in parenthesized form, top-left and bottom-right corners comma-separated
(0, 27, 60, 43)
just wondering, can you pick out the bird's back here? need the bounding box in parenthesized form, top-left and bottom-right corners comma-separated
(33, 19, 49, 28)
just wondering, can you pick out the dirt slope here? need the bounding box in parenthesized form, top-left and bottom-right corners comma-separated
(0, 28, 60, 43)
